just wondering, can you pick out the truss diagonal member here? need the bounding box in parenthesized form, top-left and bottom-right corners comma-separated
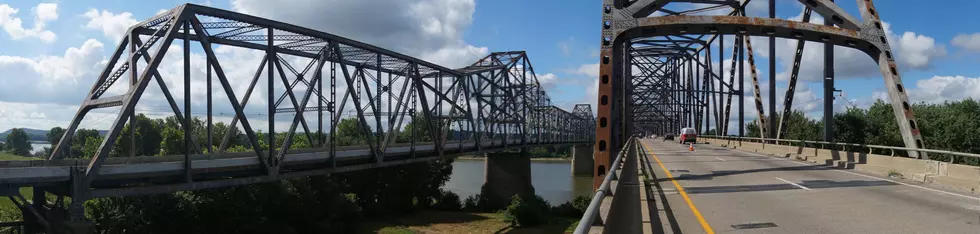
(722, 34, 742, 133)
(777, 7, 812, 139)
(272, 56, 316, 152)
(93, 16, 176, 99)
(794, 0, 861, 30)
(190, 16, 273, 172)
(84, 10, 187, 182)
(218, 56, 267, 153)
(381, 73, 416, 153)
(689, 54, 735, 91)
(334, 42, 381, 162)
(132, 37, 206, 155)
(743, 32, 768, 138)
(50, 37, 130, 159)
(857, 0, 927, 159)
(277, 48, 328, 165)
(410, 64, 444, 156)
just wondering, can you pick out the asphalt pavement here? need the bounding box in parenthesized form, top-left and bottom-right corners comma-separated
(640, 138, 980, 234)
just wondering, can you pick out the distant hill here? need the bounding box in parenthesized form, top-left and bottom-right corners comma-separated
(0, 128, 49, 142)
(0, 128, 108, 143)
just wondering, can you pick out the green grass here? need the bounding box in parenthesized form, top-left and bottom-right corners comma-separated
(377, 227, 416, 234)
(359, 210, 577, 234)
(565, 220, 579, 233)
(0, 187, 63, 223)
(0, 152, 37, 161)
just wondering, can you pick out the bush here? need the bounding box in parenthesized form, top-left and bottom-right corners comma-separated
(462, 186, 510, 212)
(550, 195, 592, 218)
(463, 194, 481, 211)
(551, 202, 579, 217)
(571, 195, 591, 213)
(502, 194, 551, 227)
(432, 190, 462, 211)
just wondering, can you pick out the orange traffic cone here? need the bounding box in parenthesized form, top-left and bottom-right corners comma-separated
(689, 143, 694, 152)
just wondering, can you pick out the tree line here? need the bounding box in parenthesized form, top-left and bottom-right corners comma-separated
(1, 114, 462, 233)
(739, 99, 980, 166)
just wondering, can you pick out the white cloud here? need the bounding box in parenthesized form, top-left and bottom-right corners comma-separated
(0, 3, 57, 43)
(575, 63, 599, 78)
(772, 10, 945, 82)
(904, 75, 980, 103)
(35, 3, 57, 22)
(0, 39, 105, 105)
(230, 0, 487, 67)
(558, 37, 575, 56)
(894, 31, 946, 69)
(82, 8, 139, 40)
(951, 33, 980, 52)
(418, 43, 488, 69)
(536, 73, 558, 89)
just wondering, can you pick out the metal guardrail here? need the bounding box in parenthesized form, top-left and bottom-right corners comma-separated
(573, 137, 635, 234)
(700, 135, 980, 163)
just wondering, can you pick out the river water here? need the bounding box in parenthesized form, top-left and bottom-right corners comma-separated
(442, 159, 594, 205)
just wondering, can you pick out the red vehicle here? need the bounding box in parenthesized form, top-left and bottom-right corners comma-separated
(679, 127, 697, 144)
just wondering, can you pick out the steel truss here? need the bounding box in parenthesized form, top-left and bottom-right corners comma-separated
(595, 0, 927, 189)
(14, 4, 594, 232)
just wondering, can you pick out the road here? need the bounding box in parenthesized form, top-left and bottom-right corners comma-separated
(639, 138, 980, 234)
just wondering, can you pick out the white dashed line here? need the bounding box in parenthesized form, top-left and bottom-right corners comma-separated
(715, 157, 727, 161)
(776, 177, 811, 190)
(720, 145, 980, 202)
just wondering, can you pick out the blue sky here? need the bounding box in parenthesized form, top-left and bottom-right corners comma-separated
(1, 0, 980, 133)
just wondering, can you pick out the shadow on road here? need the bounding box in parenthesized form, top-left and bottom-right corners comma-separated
(639, 145, 684, 233)
(658, 165, 832, 183)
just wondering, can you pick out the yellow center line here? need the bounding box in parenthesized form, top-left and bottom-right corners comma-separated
(641, 141, 715, 234)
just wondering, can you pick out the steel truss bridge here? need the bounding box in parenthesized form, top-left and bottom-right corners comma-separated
(592, 0, 930, 187)
(0, 4, 594, 233)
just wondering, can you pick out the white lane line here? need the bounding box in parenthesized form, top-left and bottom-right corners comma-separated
(776, 177, 811, 190)
(715, 157, 727, 161)
(749, 149, 980, 202)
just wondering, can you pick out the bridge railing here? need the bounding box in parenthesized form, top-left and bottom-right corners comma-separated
(699, 135, 980, 163)
(574, 136, 635, 234)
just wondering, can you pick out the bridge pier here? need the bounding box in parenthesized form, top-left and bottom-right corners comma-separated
(483, 150, 534, 204)
(571, 144, 594, 176)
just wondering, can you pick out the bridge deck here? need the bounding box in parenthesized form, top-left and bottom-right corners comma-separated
(0, 139, 581, 191)
(639, 139, 980, 233)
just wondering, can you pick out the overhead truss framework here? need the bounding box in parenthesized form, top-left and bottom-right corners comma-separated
(24, 4, 594, 232)
(595, 0, 927, 188)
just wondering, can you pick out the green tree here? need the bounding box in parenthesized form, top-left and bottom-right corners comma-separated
(336, 117, 369, 146)
(72, 129, 102, 158)
(117, 114, 164, 157)
(47, 127, 66, 146)
(210, 122, 243, 149)
(159, 127, 186, 155)
(834, 108, 868, 144)
(5, 128, 32, 156)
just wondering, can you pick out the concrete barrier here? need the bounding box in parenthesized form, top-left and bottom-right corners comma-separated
(703, 137, 980, 194)
(758, 144, 800, 158)
(932, 163, 980, 193)
(850, 154, 938, 182)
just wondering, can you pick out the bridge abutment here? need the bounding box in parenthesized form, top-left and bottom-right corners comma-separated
(482, 150, 534, 204)
(571, 144, 594, 176)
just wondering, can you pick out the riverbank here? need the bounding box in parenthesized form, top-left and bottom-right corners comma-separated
(358, 210, 576, 234)
(456, 155, 571, 162)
